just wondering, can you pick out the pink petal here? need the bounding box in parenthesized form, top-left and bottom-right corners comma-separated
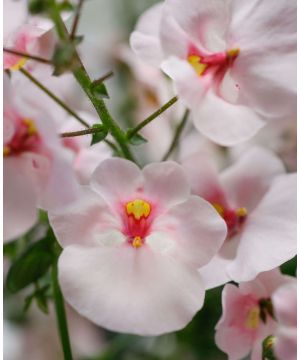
(155, 195, 227, 268)
(142, 161, 191, 208)
(4, 157, 37, 242)
(49, 187, 121, 248)
(272, 282, 297, 328)
(228, 174, 297, 282)
(220, 147, 285, 211)
(130, 3, 164, 66)
(58, 244, 205, 335)
(192, 91, 265, 146)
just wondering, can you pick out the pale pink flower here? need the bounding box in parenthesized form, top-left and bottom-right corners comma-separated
(4, 0, 56, 72)
(3, 74, 78, 242)
(182, 147, 296, 288)
(272, 281, 297, 360)
(49, 158, 226, 335)
(215, 269, 294, 360)
(130, 0, 296, 145)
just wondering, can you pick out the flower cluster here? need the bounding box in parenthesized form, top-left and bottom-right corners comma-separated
(3, 0, 296, 359)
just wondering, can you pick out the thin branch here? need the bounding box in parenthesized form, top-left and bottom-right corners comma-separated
(3, 47, 53, 65)
(162, 109, 189, 161)
(70, 0, 85, 40)
(127, 96, 178, 138)
(20, 68, 90, 128)
(60, 126, 105, 138)
(92, 71, 114, 86)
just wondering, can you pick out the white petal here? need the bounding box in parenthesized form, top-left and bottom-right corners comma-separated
(59, 244, 205, 335)
(228, 174, 297, 282)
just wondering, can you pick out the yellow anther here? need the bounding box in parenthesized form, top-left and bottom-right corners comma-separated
(187, 55, 208, 76)
(23, 118, 37, 136)
(227, 48, 240, 58)
(212, 203, 225, 217)
(126, 199, 151, 220)
(132, 236, 143, 248)
(245, 306, 260, 329)
(10, 57, 28, 71)
(3, 146, 11, 156)
(236, 207, 247, 217)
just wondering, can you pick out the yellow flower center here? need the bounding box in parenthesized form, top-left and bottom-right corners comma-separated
(187, 55, 208, 76)
(245, 306, 260, 329)
(132, 236, 143, 248)
(23, 118, 38, 136)
(125, 199, 151, 220)
(10, 57, 28, 71)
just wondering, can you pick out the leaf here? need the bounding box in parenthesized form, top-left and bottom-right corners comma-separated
(28, 0, 51, 14)
(6, 229, 56, 293)
(262, 335, 277, 360)
(90, 82, 109, 100)
(52, 43, 80, 76)
(128, 133, 148, 146)
(91, 124, 108, 145)
(23, 284, 51, 314)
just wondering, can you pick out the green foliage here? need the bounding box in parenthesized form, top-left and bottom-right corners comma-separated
(6, 229, 56, 293)
(262, 335, 277, 360)
(52, 42, 80, 76)
(90, 82, 109, 100)
(128, 133, 148, 146)
(91, 124, 109, 145)
(24, 284, 51, 314)
(28, 0, 51, 14)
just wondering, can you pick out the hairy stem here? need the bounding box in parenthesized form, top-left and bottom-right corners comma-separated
(60, 126, 106, 138)
(127, 96, 178, 138)
(4, 48, 53, 65)
(48, 0, 135, 162)
(51, 259, 73, 360)
(162, 110, 189, 161)
(20, 68, 89, 128)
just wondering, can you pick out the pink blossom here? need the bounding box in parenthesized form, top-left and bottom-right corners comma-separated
(49, 158, 227, 335)
(130, 0, 296, 145)
(182, 147, 296, 288)
(3, 74, 78, 242)
(215, 269, 294, 360)
(272, 281, 297, 360)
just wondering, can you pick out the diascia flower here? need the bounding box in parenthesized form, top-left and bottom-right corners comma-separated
(130, 0, 296, 145)
(182, 147, 296, 288)
(4, 0, 56, 72)
(3, 74, 78, 242)
(272, 281, 297, 360)
(49, 158, 227, 335)
(215, 269, 294, 360)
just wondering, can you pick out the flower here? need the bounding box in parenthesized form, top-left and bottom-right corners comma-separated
(130, 0, 296, 145)
(49, 158, 227, 335)
(272, 281, 297, 360)
(215, 269, 294, 360)
(3, 74, 78, 242)
(182, 147, 296, 288)
(4, 0, 56, 72)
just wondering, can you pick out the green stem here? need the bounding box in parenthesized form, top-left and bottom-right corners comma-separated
(60, 126, 106, 138)
(70, 0, 85, 40)
(48, 1, 135, 162)
(51, 259, 73, 360)
(19, 68, 89, 128)
(162, 109, 189, 161)
(127, 96, 178, 138)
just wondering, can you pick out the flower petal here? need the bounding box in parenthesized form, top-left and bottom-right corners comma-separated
(130, 3, 164, 66)
(59, 244, 205, 335)
(4, 157, 37, 242)
(49, 187, 121, 248)
(142, 161, 190, 208)
(228, 174, 297, 282)
(192, 91, 265, 146)
(220, 147, 285, 211)
(155, 195, 227, 268)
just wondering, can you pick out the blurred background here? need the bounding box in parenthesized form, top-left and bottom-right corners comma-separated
(3, 1, 297, 359)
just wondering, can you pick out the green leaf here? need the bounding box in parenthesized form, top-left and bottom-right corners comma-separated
(57, 0, 74, 12)
(128, 133, 148, 146)
(52, 43, 80, 76)
(24, 284, 50, 314)
(91, 124, 108, 145)
(90, 82, 109, 100)
(6, 230, 56, 293)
